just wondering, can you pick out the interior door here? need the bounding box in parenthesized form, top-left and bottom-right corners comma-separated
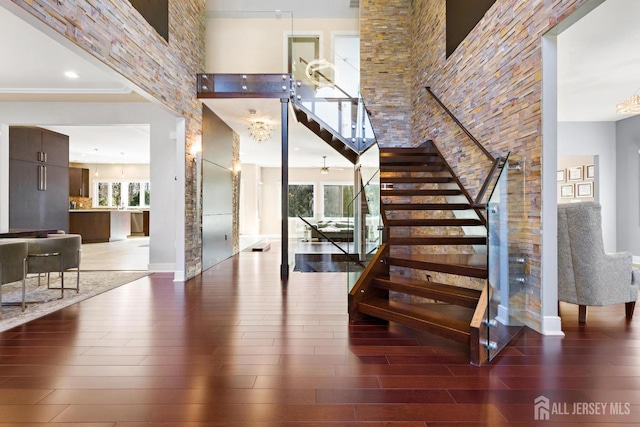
(288, 36, 320, 86)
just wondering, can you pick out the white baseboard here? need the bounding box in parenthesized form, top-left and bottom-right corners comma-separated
(172, 270, 186, 282)
(541, 315, 565, 336)
(147, 263, 176, 273)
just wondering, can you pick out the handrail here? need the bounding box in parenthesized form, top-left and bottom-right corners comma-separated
(297, 216, 364, 268)
(472, 157, 504, 208)
(427, 141, 487, 226)
(299, 57, 355, 101)
(425, 86, 495, 162)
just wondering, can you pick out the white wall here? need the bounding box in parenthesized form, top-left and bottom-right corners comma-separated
(239, 163, 261, 235)
(557, 121, 616, 252)
(205, 17, 358, 73)
(0, 102, 183, 275)
(615, 114, 640, 260)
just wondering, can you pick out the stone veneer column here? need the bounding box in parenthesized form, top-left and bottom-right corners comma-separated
(360, 0, 413, 148)
(7, 0, 206, 279)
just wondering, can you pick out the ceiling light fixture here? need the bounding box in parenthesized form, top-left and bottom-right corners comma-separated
(321, 155, 329, 174)
(248, 121, 273, 143)
(64, 71, 79, 79)
(617, 93, 640, 114)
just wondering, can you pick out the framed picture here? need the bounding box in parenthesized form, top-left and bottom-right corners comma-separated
(568, 166, 582, 181)
(557, 170, 565, 182)
(586, 164, 595, 179)
(560, 184, 574, 198)
(576, 182, 593, 198)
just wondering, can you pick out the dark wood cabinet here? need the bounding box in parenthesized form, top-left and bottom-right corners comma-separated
(9, 126, 69, 233)
(69, 167, 90, 197)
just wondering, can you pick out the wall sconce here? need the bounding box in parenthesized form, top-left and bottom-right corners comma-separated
(190, 135, 202, 158)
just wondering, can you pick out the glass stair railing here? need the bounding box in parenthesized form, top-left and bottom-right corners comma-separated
(478, 153, 526, 362)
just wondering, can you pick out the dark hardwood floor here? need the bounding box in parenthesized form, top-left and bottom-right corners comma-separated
(1, 241, 639, 425)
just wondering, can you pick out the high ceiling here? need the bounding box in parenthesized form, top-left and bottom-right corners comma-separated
(557, 0, 640, 122)
(0, 0, 636, 166)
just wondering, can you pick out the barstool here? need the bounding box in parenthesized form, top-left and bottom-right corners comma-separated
(26, 234, 81, 297)
(0, 240, 28, 315)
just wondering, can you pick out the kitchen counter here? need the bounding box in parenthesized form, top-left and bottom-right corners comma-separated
(69, 210, 131, 243)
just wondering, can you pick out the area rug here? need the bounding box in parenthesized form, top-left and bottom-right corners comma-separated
(0, 271, 149, 332)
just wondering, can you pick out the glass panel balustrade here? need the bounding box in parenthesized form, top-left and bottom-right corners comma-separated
(484, 154, 526, 361)
(346, 143, 381, 291)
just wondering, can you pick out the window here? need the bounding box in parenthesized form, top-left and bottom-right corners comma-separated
(96, 180, 150, 208)
(288, 184, 314, 218)
(323, 184, 354, 218)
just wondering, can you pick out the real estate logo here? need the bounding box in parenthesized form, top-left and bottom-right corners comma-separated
(534, 395, 550, 421)
(533, 395, 632, 421)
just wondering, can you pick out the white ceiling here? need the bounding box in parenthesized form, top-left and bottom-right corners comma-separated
(0, 0, 636, 167)
(558, 0, 640, 122)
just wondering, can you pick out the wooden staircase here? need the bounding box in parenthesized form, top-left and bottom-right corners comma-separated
(349, 141, 491, 364)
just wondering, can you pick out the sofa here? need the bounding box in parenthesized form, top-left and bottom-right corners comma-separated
(310, 219, 354, 242)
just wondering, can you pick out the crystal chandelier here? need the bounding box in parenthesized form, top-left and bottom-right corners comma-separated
(617, 94, 640, 114)
(248, 121, 273, 142)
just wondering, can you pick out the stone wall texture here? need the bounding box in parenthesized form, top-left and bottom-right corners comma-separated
(8, 0, 206, 279)
(360, 0, 412, 148)
(362, 0, 589, 331)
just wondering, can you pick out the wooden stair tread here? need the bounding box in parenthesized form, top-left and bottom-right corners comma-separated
(357, 297, 471, 344)
(381, 165, 445, 172)
(372, 276, 481, 308)
(382, 203, 472, 210)
(382, 176, 453, 184)
(387, 253, 488, 278)
(381, 189, 462, 197)
(386, 218, 484, 227)
(380, 154, 441, 164)
(379, 147, 435, 155)
(387, 236, 487, 245)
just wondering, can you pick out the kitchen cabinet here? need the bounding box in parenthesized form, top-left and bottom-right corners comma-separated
(69, 167, 90, 197)
(9, 126, 69, 232)
(70, 210, 131, 243)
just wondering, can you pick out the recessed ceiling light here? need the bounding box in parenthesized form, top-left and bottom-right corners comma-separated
(64, 71, 79, 79)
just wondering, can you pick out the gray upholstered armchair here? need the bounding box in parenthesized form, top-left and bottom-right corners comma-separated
(558, 202, 639, 323)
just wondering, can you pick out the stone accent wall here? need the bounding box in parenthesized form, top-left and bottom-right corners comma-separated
(8, 0, 206, 279)
(362, 0, 589, 331)
(360, 0, 412, 148)
(232, 132, 240, 255)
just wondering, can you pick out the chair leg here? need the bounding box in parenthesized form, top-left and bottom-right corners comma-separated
(626, 301, 636, 319)
(578, 305, 587, 323)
